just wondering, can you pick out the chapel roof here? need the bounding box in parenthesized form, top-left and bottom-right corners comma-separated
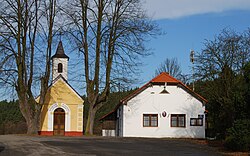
(51, 41, 69, 59)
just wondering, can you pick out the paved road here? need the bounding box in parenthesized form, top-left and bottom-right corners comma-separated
(0, 135, 221, 156)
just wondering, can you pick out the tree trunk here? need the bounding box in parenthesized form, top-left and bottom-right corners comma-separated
(85, 105, 97, 135)
(26, 118, 39, 134)
(75, 0, 156, 136)
(17, 85, 41, 135)
(19, 100, 39, 134)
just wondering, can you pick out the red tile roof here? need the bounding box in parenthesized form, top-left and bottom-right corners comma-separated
(151, 72, 179, 83)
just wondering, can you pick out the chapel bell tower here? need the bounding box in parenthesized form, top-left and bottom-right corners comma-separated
(52, 41, 69, 81)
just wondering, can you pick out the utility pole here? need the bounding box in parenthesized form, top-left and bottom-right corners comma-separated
(190, 50, 195, 91)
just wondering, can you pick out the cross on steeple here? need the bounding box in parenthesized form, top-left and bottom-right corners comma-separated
(59, 27, 62, 41)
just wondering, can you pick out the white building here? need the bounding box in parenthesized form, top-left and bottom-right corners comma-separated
(101, 72, 207, 138)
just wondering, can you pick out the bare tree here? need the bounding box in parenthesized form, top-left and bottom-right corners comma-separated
(194, 28, 250, 137)
(195, 29, 250, 80)
(0, 0, 60, 134)
(64, 0, 158, 135)
(155, 57, 182, 77)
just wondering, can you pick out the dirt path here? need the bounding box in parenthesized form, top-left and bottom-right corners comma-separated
(0, 135, 69, 156)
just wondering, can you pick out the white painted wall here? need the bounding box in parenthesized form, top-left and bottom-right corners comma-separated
(120, 85, 205, 138)
(52, 58, 68, 80)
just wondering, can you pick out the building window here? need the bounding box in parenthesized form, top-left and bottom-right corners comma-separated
(171, 114, 186, 127)
(58, 63, 63, 73)
(143, 114, 158, 127)
(190, 118, 203, 126)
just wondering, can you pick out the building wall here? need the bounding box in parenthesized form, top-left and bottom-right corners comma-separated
(39, 79, 84, 136)
(121, 85, 205, 138)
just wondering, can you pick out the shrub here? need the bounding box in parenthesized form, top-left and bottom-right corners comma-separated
(224, 119, 250, 151)
(0, 100, 26, 134)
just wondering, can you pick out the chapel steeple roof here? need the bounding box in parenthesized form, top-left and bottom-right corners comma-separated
(51, 41, 69, 60)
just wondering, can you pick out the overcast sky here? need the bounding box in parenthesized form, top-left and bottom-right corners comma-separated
(143, 0, 250, 19)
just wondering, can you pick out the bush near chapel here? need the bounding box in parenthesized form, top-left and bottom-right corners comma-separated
(224, 119, 250, 151)
(0, 100, 27, 134)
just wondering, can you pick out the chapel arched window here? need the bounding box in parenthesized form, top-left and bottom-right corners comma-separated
(58, 63, 63, 73)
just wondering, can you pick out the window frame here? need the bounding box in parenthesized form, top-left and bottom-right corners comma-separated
(171, 114, 186, 128)
(58, 63, 63, 73)
(143, 114, 158, 127)
(190, 118, 203, 126)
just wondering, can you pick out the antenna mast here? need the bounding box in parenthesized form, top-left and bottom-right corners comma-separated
(190, 50, 195, 91)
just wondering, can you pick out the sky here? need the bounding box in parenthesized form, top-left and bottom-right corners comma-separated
(1, 1, 250, 101)
(138, 0, 250, 84)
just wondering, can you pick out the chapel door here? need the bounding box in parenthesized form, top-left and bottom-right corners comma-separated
(53, 108, 65, 136)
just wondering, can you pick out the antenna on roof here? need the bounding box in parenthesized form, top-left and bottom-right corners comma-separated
(190, 49, 195, 91)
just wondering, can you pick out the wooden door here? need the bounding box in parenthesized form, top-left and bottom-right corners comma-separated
(53, 108, 65, 136)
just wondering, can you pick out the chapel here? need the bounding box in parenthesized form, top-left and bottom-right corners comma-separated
(39, 41, 84, 136)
